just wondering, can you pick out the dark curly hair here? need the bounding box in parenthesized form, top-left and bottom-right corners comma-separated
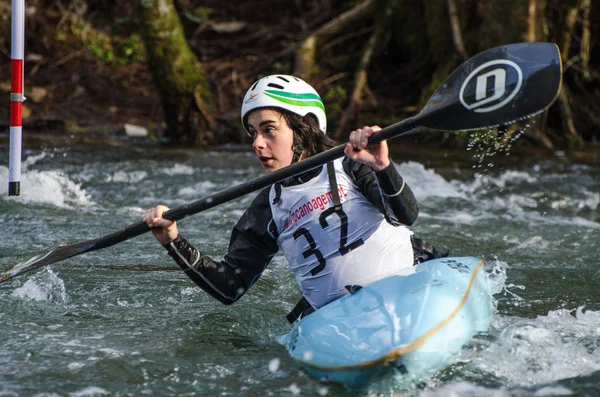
(280, 111, 338, 160)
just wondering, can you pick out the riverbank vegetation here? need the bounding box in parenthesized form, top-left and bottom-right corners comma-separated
(1, 0, 598, 149)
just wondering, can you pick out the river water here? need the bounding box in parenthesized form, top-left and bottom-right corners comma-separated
(0, 135, 599, 396)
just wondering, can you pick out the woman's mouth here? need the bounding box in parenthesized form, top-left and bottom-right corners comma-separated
(259, 155, 274, 166)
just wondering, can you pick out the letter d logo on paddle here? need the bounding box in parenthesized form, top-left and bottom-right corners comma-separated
(459, 60, 523, 113)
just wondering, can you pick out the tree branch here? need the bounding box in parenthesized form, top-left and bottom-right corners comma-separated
(580, 0, 591, 80)
(293, 0, 377, 79)
(333, 3, 393, 140)
(446, 0, 468, 59)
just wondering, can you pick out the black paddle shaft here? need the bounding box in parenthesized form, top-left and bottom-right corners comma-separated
(56, 117, 418, 253)
(0, 42, 562, 283)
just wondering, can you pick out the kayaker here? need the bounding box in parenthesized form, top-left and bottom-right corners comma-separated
(142, 75, 427, 322)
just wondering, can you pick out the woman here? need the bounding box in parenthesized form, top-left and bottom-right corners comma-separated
(142, 75, 420, 321)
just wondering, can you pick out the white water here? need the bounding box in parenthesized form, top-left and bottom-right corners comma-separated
(1, 146, 599, 396)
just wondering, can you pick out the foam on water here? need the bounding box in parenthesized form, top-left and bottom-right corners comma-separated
(0, 165, 94, 209)
(161, 163, 194, 176)
(397, 161, 465, 200)
(398, 160, 598, 211)
(11, 267, 69, 305)
(476, 306, 600, 386)
(1, 147, 598, 396)
(401, 259, 600, 397)
(418, 382, 573, 397)
(69, 386, 110, 396)
(457, 260, 600, 391)
(485, 258, 510, 296)
(467, 170, 537, 193)
(105, 170, 148, 183)
(177, 180, 217, 198)
(396, 162, 600, 231)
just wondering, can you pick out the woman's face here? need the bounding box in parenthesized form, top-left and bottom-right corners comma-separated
(247, 109, 295, 173)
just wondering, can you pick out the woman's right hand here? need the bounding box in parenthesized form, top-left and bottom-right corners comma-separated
(344, 125, 390, 171)
(141, 205, 178, 245)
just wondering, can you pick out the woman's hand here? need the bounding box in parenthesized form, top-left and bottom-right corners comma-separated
(141, 205, 178, 245)
(343, 126, 390, 171)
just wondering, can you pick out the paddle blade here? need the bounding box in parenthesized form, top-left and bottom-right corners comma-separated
(418, 42, 562, 131)
(0, 240, 97, 283)
(0, 222, 151, 284)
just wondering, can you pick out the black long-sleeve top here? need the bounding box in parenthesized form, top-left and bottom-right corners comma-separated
(163, 158, 419, 305)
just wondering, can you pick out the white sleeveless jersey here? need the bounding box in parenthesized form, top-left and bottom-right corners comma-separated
(269, 158, 414, 309)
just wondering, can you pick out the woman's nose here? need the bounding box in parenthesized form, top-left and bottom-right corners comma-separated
(252, 133, 266, 149)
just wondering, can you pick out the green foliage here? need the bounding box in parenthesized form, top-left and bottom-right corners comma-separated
(21, 0, 599, 146)
(272, 61, 290, 72)
(330, 55, 351, 70)
(181, 6, 212, 24)
(115, 34, 146, 63)
(55, 31, 67, 42)
(87, 38, 115, 63)
(85, 32, 145, 65)
(113, 17, 132, 28)
(324, 85, 348, 119)
(194, 7, 212, 21)
(58, 12, 145, 65)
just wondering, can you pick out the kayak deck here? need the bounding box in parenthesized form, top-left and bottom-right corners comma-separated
(279, 256, 492, 388)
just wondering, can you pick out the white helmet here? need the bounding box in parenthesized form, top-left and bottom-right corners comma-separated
(241, 75, 327, 135)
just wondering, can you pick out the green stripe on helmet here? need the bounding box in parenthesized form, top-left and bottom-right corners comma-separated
(264, 90, 325, 112)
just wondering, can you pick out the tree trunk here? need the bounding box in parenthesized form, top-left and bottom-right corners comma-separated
(135, 0, 217, 145)
(293, 0, 377, 80)
(558, 85, 581, 146)
(557, 0, 583, 146)
(580, 0, 592, 80)
(526, 0, 539, 42)
(334, 2, 394, 140)
(523, 0, 554, 149)
(560, 0, 581, 57)
(446, 0, 468, 60)
(420, 0, 457, 109)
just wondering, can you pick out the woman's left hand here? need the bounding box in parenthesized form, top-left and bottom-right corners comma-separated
(343, 126, 390, 171)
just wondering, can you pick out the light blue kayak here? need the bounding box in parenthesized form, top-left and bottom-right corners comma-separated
(279, 256, 492, 388)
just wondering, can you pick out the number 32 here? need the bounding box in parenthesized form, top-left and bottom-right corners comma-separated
(292, 207, 364, 275)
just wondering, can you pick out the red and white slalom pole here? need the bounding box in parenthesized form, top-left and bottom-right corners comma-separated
(9, 0, 25, 196)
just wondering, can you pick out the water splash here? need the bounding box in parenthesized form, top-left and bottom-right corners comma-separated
(177, 180, 218, 198)
(70, 386, 110, 397)
(11, 267, 69, 305)
(485, 258, 510, 296)
(162, 163, 194, 176)
(477, 307, 600, 387)
(0, 153, 94, 209)
(105, 170, 148, 183)
(419, 381, 573, 397)
(22, 150, 52, 170)
(397, 161, 465, 200)
(466, 122, 532, 170)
